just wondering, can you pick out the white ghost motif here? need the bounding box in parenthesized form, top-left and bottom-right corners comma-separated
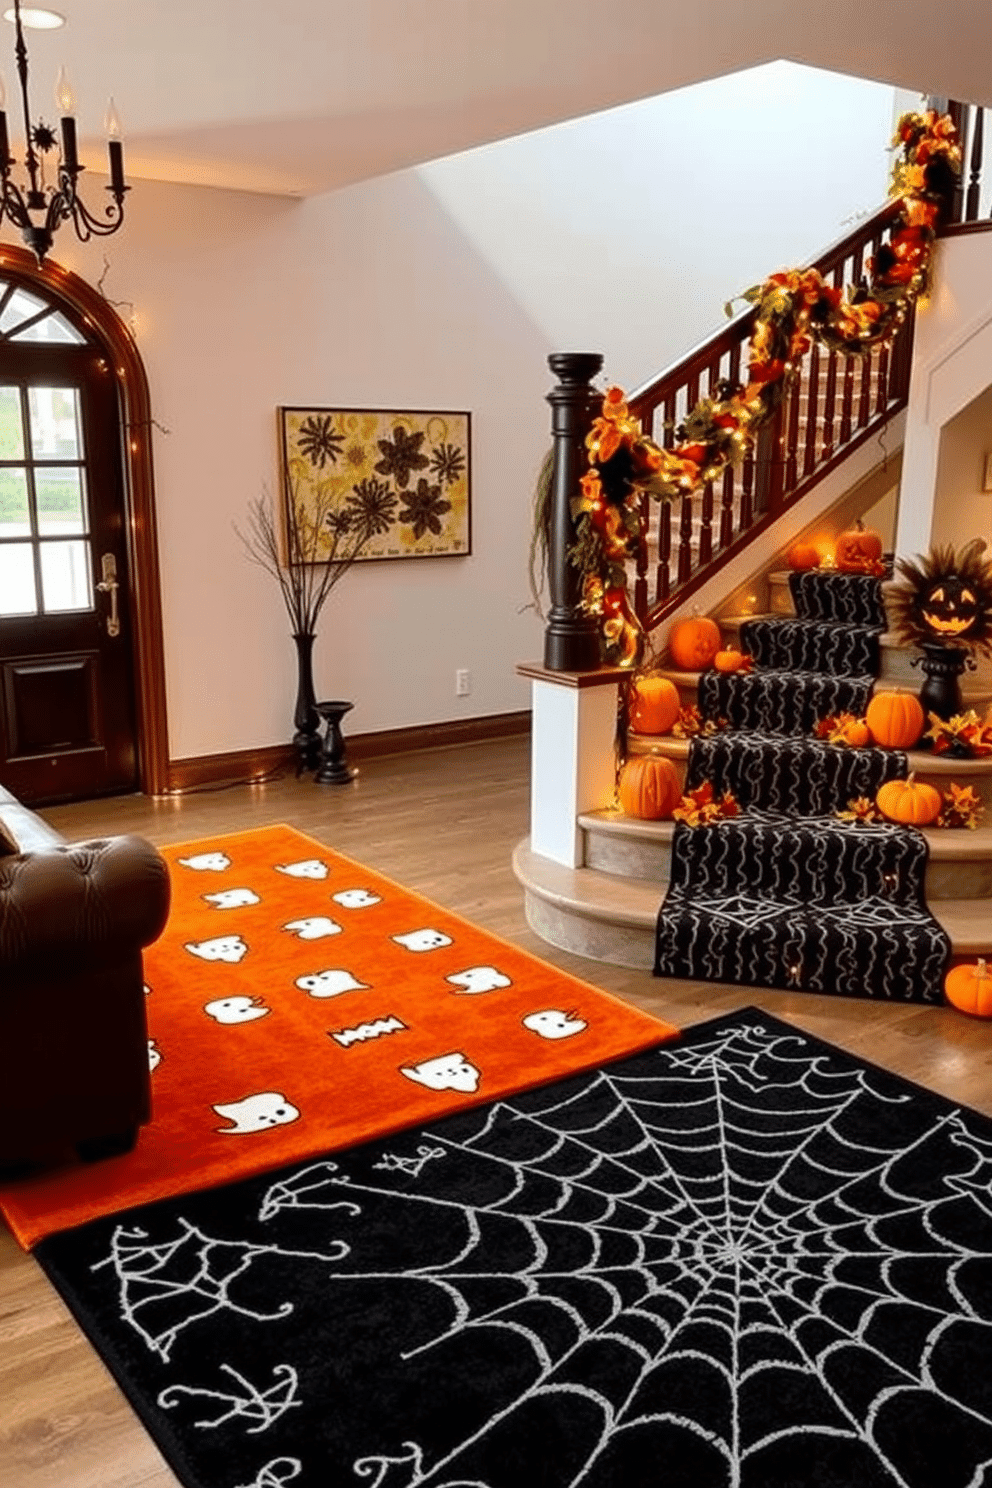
(203, 888, 261, 910)
(400, 1052, 480, 1093)
(275, 859, 329, 880)
(179, 851, 232, 872)
(213, 1092, 300, 1134)
(295, 969, 369, 999)
(283, 916, 342, 940)
(144, 983, 152, 996)
(522, 1009, 588, 1040)
(332, 888, 382, 910)
(446, 966, 512, 995)
(148, 1038, 161, 1071)
(204, 995, 270, 1025)
(184, 935, 249, 964)
(392, 928, 453, 953)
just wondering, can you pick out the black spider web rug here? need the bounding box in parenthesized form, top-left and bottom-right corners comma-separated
(36, 1007, 992, 1488)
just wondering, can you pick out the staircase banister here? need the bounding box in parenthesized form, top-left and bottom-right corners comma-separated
(626, 198, 904, 422)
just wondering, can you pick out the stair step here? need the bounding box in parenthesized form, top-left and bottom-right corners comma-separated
(626, 736, 992, 808)
(514, 838, 992, 972)
(579, 808, 992, 900)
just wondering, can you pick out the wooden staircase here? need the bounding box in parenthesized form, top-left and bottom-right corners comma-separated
(516, 575, 992, 972)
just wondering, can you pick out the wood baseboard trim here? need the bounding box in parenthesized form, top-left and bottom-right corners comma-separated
(163, 710, 532, 795)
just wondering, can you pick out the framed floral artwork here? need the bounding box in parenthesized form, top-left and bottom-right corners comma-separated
(279, 406, 471, 562)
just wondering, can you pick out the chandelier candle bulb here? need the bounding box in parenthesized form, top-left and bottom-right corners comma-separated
(59, 110, 76, 173)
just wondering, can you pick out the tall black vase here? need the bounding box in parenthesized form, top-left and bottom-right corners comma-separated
(911, 640, 975, 724)
(291, 632, 322, 775)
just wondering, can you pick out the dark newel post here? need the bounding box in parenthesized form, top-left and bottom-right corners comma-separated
(543, 351, 604, 672)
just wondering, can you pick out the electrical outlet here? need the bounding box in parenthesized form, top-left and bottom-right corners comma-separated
(456, 668, 471, 697)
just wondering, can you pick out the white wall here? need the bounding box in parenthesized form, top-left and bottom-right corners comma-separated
(931, 385, 992, 553)
(420, 62, 897, 389)
(897, 231, 992, 559)
(51, 61, 897, 762)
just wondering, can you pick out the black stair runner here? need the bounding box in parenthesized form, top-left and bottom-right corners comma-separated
(656, 572, 952, 1002)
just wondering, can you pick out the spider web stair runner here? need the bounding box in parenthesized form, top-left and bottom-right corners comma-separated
(656, 572, 952, 1001)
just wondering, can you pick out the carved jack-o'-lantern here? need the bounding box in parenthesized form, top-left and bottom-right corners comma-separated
(890, 539, 992, 657)
(919, 577, 980, 638)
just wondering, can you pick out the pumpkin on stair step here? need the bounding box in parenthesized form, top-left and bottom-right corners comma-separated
(787, 540, 821, 572)
(713, 646, 753, 674)
(834, 519, 884, 574)
(866, 690, 925, 749)
(617, 755, 681, 820)
(627, 675, 681, 735)
(944, 959, 992, 1017)
(668, 615, 721, 671)
(875, 773, 942, 826)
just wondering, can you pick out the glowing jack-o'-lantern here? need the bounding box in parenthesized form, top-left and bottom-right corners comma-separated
(920, 578, 980, 638)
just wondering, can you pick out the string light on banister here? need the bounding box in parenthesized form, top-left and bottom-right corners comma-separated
(0, 0, 127, 262)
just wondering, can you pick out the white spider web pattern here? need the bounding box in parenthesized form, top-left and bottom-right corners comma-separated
(252, 1021, 992, 1488)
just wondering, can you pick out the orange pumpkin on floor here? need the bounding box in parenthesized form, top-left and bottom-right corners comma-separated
(866, 691, 925, 749)
(617, 756, 681, 820)
(787, 540, 820, 572)
(628, 675, 681, 735)
(669, 615, 721, 671)
(875, 773, 942, 826)
(834, 519, 883, 573)
(945, 959, 992, 1017)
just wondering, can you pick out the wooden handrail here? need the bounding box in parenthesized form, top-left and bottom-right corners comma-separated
(625, 197, 916, 634)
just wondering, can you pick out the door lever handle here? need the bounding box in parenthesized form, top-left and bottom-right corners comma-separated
(96, 552, 121, 637)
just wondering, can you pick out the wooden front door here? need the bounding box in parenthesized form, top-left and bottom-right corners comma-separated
(0, 282, 137, 804)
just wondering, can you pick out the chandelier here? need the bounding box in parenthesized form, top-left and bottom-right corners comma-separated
(0, 0, 127, 263)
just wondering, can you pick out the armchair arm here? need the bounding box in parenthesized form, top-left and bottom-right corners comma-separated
(0, 835, 171, 973)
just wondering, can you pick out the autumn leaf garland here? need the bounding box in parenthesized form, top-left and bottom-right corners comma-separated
(571, 109, 962, 669)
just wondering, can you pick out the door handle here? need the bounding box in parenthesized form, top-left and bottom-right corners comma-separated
(96, 552, 121, 637)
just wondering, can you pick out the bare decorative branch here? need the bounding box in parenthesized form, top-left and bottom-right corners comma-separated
(235, 468, 376, 636)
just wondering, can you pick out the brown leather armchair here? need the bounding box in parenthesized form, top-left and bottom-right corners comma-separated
(0, 785, 171, 1167)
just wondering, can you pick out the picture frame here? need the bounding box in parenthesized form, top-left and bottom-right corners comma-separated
(279, 406, 472, 562)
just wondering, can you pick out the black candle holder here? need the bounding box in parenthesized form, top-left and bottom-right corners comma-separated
(315, 700, 355, 785)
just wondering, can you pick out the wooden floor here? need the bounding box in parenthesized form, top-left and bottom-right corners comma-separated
(3, 734, 991, 1488)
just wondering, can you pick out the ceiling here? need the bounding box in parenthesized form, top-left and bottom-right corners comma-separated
(7, 0, 991, 197)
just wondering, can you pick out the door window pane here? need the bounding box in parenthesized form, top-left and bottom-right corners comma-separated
(0, 287, 45, 336)
(40, 539, 92, 612)
(0, 467, 30, 536)
(28, 386, 82, 460)
(0, 541, 37, 614)
(35, 467, 87, 535)
(0, 386, 24, 458)
(10, 310, 84, 344)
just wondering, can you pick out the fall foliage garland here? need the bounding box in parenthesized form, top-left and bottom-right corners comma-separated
(573, 109, 962, 668)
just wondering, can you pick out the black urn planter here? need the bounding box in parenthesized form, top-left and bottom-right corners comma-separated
(910, 641, 976, 725)
(291, 632, 323, 775)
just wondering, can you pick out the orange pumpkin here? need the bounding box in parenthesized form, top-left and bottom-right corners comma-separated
(617, 755, 682, 820)
(944, 959, 992, 1017)
(713, 646, 749, 674)
(875, 773, 942, 826)
(669, 615, 721, 671)
(834, 716, 871, 747)
(865, 691, 925, 749)
(628, 675, 681, 736)
(834, 519, 883, 573)
(787, 540, 820, 572)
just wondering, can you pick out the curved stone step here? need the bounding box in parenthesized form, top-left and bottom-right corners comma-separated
(579, 808, 992, 900)
(514, 838, 992, 972)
